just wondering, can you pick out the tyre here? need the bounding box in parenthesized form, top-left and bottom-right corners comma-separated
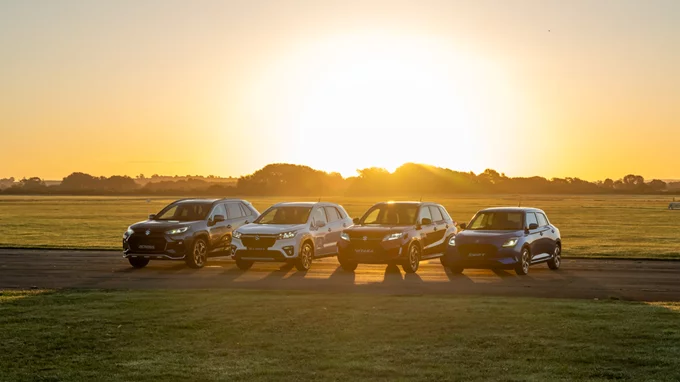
(548, 244, 561, 270)
(235, 258, 253, 270)
(515, 247, 531, 275)
(402, 243, 421, 273)
(295, 242, 313, 271)
(128, 257, 149, 269)
(448, 266, 464, 274)
(185, 237, 208, 269)
(338, 257, 358, 272)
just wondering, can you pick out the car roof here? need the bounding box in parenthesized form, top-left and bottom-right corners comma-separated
(172, 198, 247, 205)
(479, 207, 545, 213)
(272, 201, 340, 207)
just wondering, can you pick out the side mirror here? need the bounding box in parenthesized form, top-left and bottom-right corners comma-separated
(528, 223, 539, 230)
(315, 221, 326, 229)
(421, 218, 432, 226)
(352, 217, 360, 225)
(148, 214, 156, 220)
(213, 215, 225, 223)
(459, 222, 467, 230)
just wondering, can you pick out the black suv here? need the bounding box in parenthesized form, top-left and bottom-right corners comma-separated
(123, 198, 259, 269)
(337, 202, 458, 273)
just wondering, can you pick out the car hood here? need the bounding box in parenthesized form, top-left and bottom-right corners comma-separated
(456, 230, 523, 245)
(236, 224, 307, 235)
(129, 220, 195, 234)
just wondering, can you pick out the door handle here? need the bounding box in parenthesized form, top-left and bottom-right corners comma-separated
(245, 220, 249, 224)
(227, 225, 232, 229)
(540, 232, 544, 236)
(328, 228, 332, 232)
(433, 227, 437, 231)
(343, 223, 347, 228)
(445, 225, 449, 229)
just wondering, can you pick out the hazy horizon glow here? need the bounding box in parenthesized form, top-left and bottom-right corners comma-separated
(1, 0, 679, 181)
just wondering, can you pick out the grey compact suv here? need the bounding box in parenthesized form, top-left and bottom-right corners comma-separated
(231, 202, 353, 271)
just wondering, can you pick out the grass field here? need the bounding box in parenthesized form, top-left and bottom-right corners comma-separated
(1, 289, 679, 381)
(1, 195, 679, 258)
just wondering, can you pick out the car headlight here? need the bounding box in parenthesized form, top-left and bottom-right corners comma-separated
(232, 231, 242, 239)
(124, 227, 134, 238)
(448, 236, 456, 246)
(383, 232, 405, 241)
(165, 227, 189, 235)
(502, 238, 519, 248)
(340, 232, 350, 241)
(278, 231, 297, 240)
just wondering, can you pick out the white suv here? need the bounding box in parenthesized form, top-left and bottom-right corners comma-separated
(231, 202, 353, 271)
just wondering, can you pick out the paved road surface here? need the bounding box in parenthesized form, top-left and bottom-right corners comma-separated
(2, 249, 680, 301)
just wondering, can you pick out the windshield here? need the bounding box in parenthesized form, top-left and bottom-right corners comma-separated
(359, 204, 418, 226)
(255, 206, 312, 225)
(154, 202, 211, 222)
(468, 211, 524, 231)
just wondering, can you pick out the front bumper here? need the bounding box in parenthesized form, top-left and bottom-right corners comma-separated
(444, 245, 521, 268)
(231, 236, 297, 262)
(337, 238, 408, 264)
(123, 232, 192, 260)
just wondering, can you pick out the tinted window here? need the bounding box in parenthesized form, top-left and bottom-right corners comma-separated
(239, 204, 250, 217)
(210, 204, 227, 219)
(155, 202, 210, 222)
(429, 206, 444, 222)
(418, 206, 432, 223)
(311, 207, 327, 225)
(526, 212, 538, 228)
(536, 213, 549, 227)
(468, 211, 524, 231)
(359, 204, 418, 226)
(226, 203, 243, 219)
(324, 206, 341, 222)
(255, 207, 312, 225)
(334, 207, 345, 219)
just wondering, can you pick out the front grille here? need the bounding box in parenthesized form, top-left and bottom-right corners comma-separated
(458, 244, 498, 257)
(348, 232, 386, 240)
(128, 234, 167, 253)
(241, 235, 277, 248)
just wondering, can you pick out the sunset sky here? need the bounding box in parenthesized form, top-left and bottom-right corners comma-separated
(1, 0, 679, 181)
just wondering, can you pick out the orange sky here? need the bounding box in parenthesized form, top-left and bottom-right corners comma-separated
(1, 0, 679, 181)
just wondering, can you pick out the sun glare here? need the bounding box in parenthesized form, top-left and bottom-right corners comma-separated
(247, 31, 518, 177)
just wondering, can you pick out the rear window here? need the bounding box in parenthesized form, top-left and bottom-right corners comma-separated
(429, 206, 444, 222)
(536, 213, 549, 227)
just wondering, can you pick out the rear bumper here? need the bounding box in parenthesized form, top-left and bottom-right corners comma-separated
(338, 239, 409, 264)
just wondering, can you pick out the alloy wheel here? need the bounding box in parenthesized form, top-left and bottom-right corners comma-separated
(409, 245, 419, 269)
(553, 246, 561, 267)
(522, 249, 530, 274)
(194, 241, 207, 267)
(301, 244, 312, 269)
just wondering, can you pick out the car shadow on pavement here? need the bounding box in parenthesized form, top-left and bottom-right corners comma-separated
(328, 266, 356, 284)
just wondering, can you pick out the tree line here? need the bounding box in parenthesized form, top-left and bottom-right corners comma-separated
(1, 163, 678, 196)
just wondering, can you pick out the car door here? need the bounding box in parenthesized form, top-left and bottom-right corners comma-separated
(310, 207, 330, 257)
(226, 202, 250, 231)
(427, 205, 448, 255)
(323, 206, 345, 255)
(417, 206, 436, 255)
(537, 212, 557, 255)
(524, 212, 543, 260)
(207, 203, 229, 251)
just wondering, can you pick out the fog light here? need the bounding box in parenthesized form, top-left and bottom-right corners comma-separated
(283, 246, 295, 256)
(178, 241, 183, 245)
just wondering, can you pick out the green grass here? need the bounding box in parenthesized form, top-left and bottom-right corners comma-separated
(1, 195, 679, 258)
(1, 289, 679, 381)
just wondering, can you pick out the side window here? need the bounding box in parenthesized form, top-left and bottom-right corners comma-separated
(439, 206, 452, 221)
(418, 206, 432, 223)
(429, 206, 444, 222)
(335, 207, 345, 219)
(536, 213, 549, 227)
(210, 204, 227, 220)
(226, 203, 243, 219)
(239, 203, 252, 217)
(324, 206, 341, 222)
(311, 207, 327, 225)
(525, 212, 538, 228)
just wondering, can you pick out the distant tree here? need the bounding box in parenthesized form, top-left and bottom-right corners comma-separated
(648, 179, 667, 192)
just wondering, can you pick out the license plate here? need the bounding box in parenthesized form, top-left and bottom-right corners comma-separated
(138, 244, 155, 250)
(468, 253, 485, 257)
(247, 248, 266, 251)
(355, 249, 374, 254)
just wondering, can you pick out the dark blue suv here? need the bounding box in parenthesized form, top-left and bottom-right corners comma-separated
(443, 207, 561, 275)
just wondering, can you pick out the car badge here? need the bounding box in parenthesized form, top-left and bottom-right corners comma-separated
(145, 230, 151, 236)
(255, 235, 260, 240)
(363, 236, 368, 241)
